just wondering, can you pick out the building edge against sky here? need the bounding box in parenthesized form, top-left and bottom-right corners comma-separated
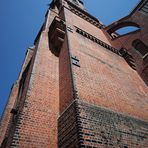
(0, 0, 148, 147)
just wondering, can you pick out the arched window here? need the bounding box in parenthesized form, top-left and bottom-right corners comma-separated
(132, 39, 148, 58)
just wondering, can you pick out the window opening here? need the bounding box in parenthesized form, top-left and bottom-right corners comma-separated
(132, 39, 148, 58)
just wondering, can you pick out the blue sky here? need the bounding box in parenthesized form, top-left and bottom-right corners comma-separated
(0, 0, 139, 117)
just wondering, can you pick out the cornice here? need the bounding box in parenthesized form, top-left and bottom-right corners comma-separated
(75, 26, 136, 70)
(65, 0, 103, 29)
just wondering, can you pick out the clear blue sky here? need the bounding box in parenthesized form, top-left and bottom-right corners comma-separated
(0, 0, 139, 117)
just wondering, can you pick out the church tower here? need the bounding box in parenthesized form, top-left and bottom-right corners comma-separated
(0, 0, 148, 147)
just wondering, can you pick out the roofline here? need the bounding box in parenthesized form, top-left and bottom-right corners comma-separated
(129, 0, 145, 16)
(104, 0, 145, 30)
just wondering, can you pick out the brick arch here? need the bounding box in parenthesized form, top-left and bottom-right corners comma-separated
(107, 21, 140, 35)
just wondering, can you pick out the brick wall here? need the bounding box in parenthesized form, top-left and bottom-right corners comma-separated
(58, 100, 148, 148)
(0, 9, 59, 148)
(0, 84, 19, 146)
(104, 0, 148, 85)
(63, 7, 148, 121)
(1, 1, 148, 147)
(58, 101, 79, 148)
(10, 30, 59, 147)
(0, 47, 34, 147)
(59, 36, 74, 114)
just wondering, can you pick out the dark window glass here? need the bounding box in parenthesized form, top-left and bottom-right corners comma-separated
(132, 39, 148, 57)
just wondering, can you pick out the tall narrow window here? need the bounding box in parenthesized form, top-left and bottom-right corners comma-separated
(132, 39, 148, 58)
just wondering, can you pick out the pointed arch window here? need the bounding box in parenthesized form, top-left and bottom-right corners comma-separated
(132, 39, 148, 59)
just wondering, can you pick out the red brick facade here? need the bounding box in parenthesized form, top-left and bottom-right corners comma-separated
(0, 0, 148, 147)
(104, 0, 148, 85)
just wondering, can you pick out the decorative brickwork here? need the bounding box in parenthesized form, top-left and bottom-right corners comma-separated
(75, 27, 120, 56)
(66, 0, 102, 29)
(58, 101, 79, 148)
(75, 27, 137, 70)
(58, 100, 148, 148)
